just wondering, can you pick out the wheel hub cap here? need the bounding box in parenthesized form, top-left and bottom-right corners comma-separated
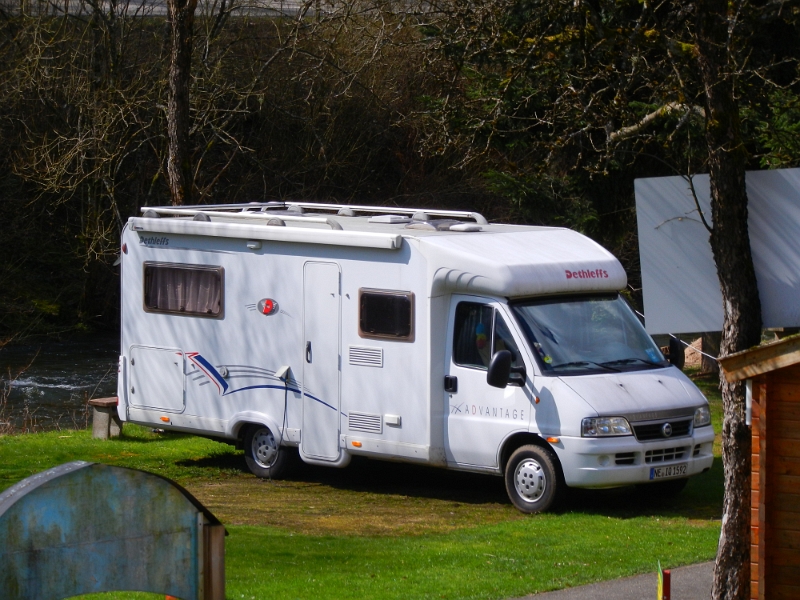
(514, 458, 546, 503)
(253, 430, 278, 467)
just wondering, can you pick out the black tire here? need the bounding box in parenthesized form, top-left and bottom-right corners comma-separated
(504, 444, 561, 513)
(636, 477, 689, 498)
(243, 425, 291, 479)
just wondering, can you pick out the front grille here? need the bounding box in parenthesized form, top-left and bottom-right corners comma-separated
(645, 446, 688, 464)
(615, 452, 636, 466)
(632, 419, 692, 441)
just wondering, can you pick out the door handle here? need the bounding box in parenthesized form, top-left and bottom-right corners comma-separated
(444, 375, 458, 393)
(306, 341, 312, 363)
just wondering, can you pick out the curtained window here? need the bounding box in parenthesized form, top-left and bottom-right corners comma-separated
(143, 263, 224, 318)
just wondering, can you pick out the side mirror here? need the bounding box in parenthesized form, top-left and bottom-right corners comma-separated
(508, 364, 527, 386)
(487, 350, 512, 388)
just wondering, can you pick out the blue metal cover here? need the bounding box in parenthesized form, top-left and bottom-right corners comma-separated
(0, 461, 222, 600)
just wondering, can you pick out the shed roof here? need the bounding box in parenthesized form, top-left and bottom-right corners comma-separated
(718, 334, 800, 382)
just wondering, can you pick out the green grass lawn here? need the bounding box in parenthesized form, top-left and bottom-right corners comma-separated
(0, 370, 724, 599)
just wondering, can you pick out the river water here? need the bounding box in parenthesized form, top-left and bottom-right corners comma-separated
(0, 334, 119, 431)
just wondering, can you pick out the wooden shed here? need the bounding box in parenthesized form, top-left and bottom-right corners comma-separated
(719, 336, 800, 600)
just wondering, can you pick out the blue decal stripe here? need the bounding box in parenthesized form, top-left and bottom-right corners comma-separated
(231, 384, 301, 395)
(228, 384, 337, 412)
(304, 394, 337, 412)
(191, 354, 229, 393)
(188, 356, 338, 413)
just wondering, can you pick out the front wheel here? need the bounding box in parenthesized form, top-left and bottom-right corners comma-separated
(244, 425, 291, 479)
(504, 444, 561, 513)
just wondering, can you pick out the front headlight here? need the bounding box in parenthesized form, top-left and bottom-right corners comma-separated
(581, 417, 632, 437)
(694, 406, 711, 427)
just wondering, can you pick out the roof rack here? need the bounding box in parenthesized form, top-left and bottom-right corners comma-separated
(141, 207, 344, 231)
(140, 202, 489, 225)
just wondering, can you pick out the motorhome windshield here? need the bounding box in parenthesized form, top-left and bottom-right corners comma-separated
(511, 294, 668, 376)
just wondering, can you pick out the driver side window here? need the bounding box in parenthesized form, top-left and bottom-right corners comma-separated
(453, 302, 524, 371)
(453, 303, 494, 368)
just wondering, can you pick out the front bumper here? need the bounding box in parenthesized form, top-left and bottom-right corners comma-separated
(551, 425, 715, 488)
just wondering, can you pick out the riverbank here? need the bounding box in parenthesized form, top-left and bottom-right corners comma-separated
(0, 333, 118, 433)
(1, 420, 723, 599)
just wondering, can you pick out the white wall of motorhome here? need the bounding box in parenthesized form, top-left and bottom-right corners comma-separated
(118, 225, 432, 466)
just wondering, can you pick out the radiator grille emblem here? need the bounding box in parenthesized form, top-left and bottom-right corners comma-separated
(662, 423, 673, 438)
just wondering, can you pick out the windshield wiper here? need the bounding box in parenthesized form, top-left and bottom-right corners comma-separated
(600, 357, 665, 368)
(550, 361, 620, 372)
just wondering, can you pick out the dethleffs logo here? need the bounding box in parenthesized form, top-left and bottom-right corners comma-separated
(565, 268, 609, 279)
(139, 236, 169, 246)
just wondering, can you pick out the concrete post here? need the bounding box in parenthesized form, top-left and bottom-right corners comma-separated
(89, 397, 122, 439)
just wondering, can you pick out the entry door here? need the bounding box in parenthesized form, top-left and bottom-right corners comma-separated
(301, 262, 342, 460)
(444, 297, 530, 467)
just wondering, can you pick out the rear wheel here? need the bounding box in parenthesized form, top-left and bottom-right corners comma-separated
(244, 425, 291, 479)
(504, 445, 561, 513)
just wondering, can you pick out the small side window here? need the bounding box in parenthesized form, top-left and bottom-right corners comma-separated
(359, 289, 414, 341)
(143, 263, 224, 318)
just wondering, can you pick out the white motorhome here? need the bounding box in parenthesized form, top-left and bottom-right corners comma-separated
(117, 202, 714, 512)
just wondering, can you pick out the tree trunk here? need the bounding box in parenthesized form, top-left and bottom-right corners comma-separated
(695, 2, 763, 599)
(166, 0, 198, 206)
(701, 332, 721, 375)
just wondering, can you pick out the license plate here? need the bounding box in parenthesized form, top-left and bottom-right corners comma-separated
(650, 463, 687, 480)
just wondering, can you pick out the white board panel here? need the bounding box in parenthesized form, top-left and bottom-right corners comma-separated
(635, 168, 800, 335)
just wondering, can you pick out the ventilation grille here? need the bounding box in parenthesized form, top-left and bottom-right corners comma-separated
(633, 419, 692, 441)
(645, 447, 689, 464)
(349, 411, 383, 434)
(615, 452, 636, 466)
(349, 346, 383, 368)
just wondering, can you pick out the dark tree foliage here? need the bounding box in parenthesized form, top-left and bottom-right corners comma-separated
(0, 0, 460, 333)
(414, 1, 799, 250)
(2, 0, 795, 339)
